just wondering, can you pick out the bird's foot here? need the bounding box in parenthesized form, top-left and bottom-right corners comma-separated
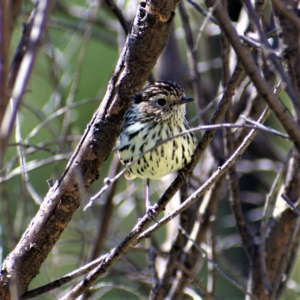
(146, 203, 159, 222)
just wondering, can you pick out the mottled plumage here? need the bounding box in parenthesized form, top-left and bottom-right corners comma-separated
(117, 81, 197, 181)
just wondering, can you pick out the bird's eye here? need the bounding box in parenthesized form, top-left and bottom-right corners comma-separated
(157, 98, 166, 106)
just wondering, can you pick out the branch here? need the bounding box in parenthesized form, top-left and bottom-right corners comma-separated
(0, 0, 10, 146)
(3, 0, 55, 157)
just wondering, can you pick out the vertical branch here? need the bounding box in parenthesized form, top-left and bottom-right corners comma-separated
(178, 2, 206, 121)
(222, 0, 255, 258)
(220, 0, 230, 87)
(205, 184, 220, 298)
(0, 0, 10, 155)
(3, 0, 55, 156)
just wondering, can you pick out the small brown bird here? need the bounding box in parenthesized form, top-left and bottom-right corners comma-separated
(117, 81, 197, 213)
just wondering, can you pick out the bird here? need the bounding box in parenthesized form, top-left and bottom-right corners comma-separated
(117, 81, 197, 214)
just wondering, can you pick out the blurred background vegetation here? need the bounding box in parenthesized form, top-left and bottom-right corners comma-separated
(1, 0, 300, 299)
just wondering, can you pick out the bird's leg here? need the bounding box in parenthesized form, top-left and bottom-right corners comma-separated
(146, 178, 151, 209)
(145, 178, 158, 218)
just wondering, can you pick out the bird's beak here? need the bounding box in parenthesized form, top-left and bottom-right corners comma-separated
(175, 96, 194, 105)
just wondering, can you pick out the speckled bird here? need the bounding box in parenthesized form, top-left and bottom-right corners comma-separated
(117, 81, 197, 211)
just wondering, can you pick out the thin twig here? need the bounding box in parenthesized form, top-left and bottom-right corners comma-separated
(281, 194, 300, 217)
(104, 0, 129, 34)
(186, 0, 219, 25)
(0, 0, 10, 141)
(22, 254, 107, 299)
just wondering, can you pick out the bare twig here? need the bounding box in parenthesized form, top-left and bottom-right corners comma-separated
(281, 194, 300, 217)
(0, 0, 10, 143)
(186, 0, 218, 25)
(104, 0, 129, 34)
(21, 254, 107, 299)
